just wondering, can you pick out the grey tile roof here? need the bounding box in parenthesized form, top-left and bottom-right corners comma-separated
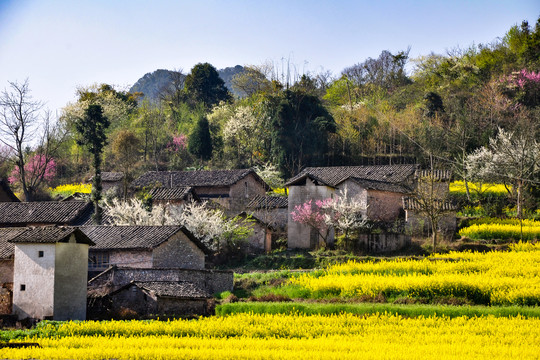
(89, 172, 124, 182)
(6, 226, 95, 245)
(246, 195, 288, 209)
(0, 201, 93, 225)
(346, 178, 413, 194)
(149, 186, 196, 201)
(0, 179, 19, 202)
(285, 164, 418, 187)
(0, 228, 26, 259)
(402, 197, 458, 211)
(415, 169, 452, 181)
(81, 225, 211, 254)
(133, 281, 211, 299)
(131, 169, 270, 190)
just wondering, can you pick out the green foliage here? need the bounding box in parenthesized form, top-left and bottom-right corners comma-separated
(184, 63, 231, 108)
(215, 302, 540, 318)
(188, 114, 213, 161)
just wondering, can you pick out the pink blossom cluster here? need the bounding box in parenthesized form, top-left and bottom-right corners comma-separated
(291, 198, 333, 230)
(502, 69, 540, 89)
(167, 134, 188, 153)
(8, 154, 56, 184)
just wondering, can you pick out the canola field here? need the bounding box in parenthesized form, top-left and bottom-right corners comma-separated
(289, 242, 540, 305)
(2, 313, 540, 359)
(3, 243, 540, 359)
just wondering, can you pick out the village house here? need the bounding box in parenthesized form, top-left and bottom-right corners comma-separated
(285, 164, 419, 249)
(105, 281, 213, 318)
(0, 179, 19, 202)
(82, 225, 211, 278)
(89, 172, 124, 194)
(147, 186, 200, 209)
(0, 201, 93, 228)
(8, 226, 94, 320)
(130, 169, 270, 213)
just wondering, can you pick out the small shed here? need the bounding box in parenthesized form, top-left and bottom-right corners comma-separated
(108, 281, 212, 318)
(9, 226, 94, 320)
(89, 172, 124, 194)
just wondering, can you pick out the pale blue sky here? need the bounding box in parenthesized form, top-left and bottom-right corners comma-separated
(0, 0, 537, 116)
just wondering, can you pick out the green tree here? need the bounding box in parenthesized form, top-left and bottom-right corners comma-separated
(75, 104, 110, 224)
(184, 63, 231, 108)
(111, 130, 141, 199)
(270, 89, 336, 178)
(188, 114, 213, 161)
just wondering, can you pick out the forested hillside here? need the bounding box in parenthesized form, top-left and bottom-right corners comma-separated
(1, 18, 539, 204)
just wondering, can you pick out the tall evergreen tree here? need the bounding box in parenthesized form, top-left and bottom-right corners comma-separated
(188, 114, 213, 161)
(74, 104, 110, 224)
(184, 63, 231, 108)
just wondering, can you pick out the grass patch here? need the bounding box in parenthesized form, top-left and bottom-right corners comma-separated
(215, 302, 540, 318)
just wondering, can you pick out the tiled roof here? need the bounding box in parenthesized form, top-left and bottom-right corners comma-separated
(0, 201, 93, 225)
(131, 169, 270, 190)
(149, 186, 196, 201)
(246, 195, 288, 209)
(89, 172, 124, 182)
(346, 178, 413, 194)
(402, 197, 458, 211)
(0, 179, 19, 202)
(415, 170, 452, 181)
(285, 164, 418, 187)
(82, 225, 211, 254)
(6, 226, 95, 245)
(0, 228, 26, 259)
(132, 281, 211, 299)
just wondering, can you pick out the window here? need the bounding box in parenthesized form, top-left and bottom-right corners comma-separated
(38, 251, 44, 258)
(20, 284, 26, 291)
(88, 252, 110, 270)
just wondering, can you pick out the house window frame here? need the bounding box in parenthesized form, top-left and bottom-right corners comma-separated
(89, 252, 110, 270)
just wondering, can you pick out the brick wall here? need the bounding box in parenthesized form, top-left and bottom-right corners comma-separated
(228, 174, 268, 212)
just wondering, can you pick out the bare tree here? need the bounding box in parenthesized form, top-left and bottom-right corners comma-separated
(0, 79, 62, 201)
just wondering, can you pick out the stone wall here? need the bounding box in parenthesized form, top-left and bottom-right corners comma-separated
(153, 232, 205, 269)
(110, 284, 157, 316)
(0, 284, 12, 315)
(0, 259, 13, 284)
(228, 174, 268, 212)
(288, 179, 335, 249)
(357, 233, 411, 253)
(88, 267, 233, 295)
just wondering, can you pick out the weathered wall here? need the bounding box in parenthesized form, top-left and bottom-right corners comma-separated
(157, 297, 208, 316)
(228, 174, 268, 212)
(288, 179, 335, 249)
(366, 190, 405, 222)
(0, 259, 13, 284)
(244, 220, 267, 252)
(251, 208, 288, 231)
(89, 268, 233, 295)
(0, 284, 12, 315)
(357, 233, 411, 253)
(153, 232, 205, 269)
(54, 240, 89, 321)
(109, 250, 153, 268)
(110, 285, 157, 317)
(12, 243, 55, 320)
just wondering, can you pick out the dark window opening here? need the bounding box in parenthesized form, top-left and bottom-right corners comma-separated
(20, 284, 26, 291)
(88, 252, 110, 270)
(38, 251, 44, 258)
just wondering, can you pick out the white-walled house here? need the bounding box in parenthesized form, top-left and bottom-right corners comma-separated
(9, 226, 94, 320)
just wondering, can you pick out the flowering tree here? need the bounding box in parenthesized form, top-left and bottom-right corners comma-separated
(291, 188, 368, 249)
(104, 199, 252, 253)
(499, 69, 540, 108)
(9, 153, 56, 185)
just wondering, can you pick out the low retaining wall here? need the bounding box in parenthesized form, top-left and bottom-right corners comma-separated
(357, 233, 411, 253)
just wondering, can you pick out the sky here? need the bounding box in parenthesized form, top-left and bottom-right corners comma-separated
(0, 0, 538, 117)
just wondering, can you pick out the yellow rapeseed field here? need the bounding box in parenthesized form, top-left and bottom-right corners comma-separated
(49, 183, 91, 198)
(2, 313, 539, 359)
(290, 242, 540, 305)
